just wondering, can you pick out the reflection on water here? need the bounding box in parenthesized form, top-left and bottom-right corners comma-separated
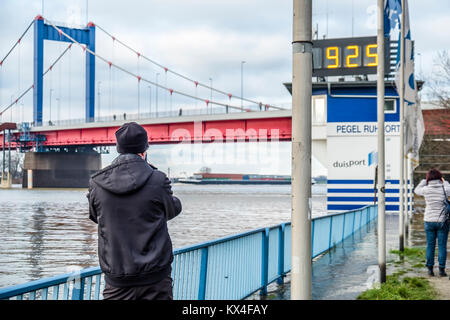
(0, 184, 326, 288)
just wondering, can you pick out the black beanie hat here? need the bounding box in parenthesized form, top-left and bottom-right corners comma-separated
(115, 122, 149, 154)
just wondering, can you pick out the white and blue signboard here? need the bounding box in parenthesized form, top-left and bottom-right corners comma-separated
(318, 82, 407, 213)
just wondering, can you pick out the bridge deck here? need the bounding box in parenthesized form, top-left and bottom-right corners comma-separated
(0, 110, 296, 149)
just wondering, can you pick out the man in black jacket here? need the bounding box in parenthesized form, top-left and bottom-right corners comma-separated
(87, 122, 182, 300)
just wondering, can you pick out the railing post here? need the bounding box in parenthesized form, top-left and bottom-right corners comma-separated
(342, 213, 346, 241)
(71, 277, 85, 300)
(328, 215, 334, 249)
(260, 228, 269, 296)
(311, 219, 315, 257)
(352, 210, 356, 234)
(360, 209, 363, 229)
(198, 247, 209, 300)
(277, 224, 285, 285)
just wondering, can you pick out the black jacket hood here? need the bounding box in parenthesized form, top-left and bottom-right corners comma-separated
(91, 153, 153, 195)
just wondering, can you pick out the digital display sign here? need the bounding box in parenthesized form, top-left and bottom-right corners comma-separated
(312, 36, 390, 77)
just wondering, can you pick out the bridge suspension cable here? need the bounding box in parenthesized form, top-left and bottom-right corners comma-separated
(45, 19, 252, 113)
(0, 43, 73, 117)
(0, 19, 34, 67)
(94, 23, 285, 111)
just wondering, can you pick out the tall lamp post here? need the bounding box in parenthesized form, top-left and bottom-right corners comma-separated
(209, 77, 213, 114)
(97, 81, 101, 120)
(291, 0, 312, 300)
(241, 61, 246, 110)
(10, 95, 13, 122)
(148, 85, 152, 117)
(56, 98, 60, 123)
(377, 0, 386, 283)
(49, 89, 53, 124)
(156, 73, 160, 117)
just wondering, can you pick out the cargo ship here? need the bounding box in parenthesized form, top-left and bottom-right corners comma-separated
(177, 172, 315, 185)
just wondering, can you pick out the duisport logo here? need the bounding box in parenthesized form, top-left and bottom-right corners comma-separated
(332, 159, 367, 168)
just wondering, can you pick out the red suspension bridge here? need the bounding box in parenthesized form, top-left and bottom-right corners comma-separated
(0, 15, 292, 188)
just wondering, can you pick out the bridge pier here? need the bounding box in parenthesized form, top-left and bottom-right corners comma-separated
(22, 150, 101, 188)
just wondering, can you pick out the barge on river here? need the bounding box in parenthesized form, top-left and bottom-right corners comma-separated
(177, 173, 315, 185)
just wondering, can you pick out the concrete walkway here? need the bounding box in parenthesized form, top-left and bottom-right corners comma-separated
(405, 197, 450, 300)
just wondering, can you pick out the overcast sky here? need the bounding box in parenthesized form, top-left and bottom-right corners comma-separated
(0, 0, 448, 176)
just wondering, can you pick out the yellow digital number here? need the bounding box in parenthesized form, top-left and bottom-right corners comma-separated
(326, 47, 339, 69)
(346, 45, 359, 67)
(366, 44, 378, 67)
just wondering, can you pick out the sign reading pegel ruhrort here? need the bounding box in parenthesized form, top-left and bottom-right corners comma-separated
(312, 36, 390, 77)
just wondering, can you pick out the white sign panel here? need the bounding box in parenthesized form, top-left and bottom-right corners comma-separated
(327, 122, 401, 137)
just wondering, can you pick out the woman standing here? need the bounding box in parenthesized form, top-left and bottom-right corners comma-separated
(414, 169, 450, 277)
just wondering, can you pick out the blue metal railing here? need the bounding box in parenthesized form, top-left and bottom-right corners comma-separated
(0, 205, 377, 300)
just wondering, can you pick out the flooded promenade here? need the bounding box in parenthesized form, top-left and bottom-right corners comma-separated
(251, 197, 434, 300)
(0, 184, 326, 288)
(0, 183, 441, 300)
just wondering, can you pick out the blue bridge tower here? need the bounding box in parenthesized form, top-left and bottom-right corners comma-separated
(33, 15, 95, 126)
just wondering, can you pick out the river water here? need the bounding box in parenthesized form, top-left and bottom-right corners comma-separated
(0, 183, 327, 288)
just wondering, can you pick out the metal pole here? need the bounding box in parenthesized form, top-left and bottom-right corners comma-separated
(8, 130, 10, 183)
(86, 0, 89, 25)
(398, 0, 405, 252)
(376, 0, 386, 283)
(2, 131, 5, 180)
(56, 98, 60, 123)
(10, 96, 13, 122)
(156, 73, 159, 117)
(351, 0, 354, 37)
(97, 81, 101, 120)
(409, 154, 414, 218)
(405, 153, 409, 236)
(291, 0, 312, 300)
(241, 61, 245, 109)
(49, 89, 53, 124)
(209, 78, 213, 114)
(148, 86, 152, 117)
(407, 153, 413, 230)
(137, 80, 140, 119)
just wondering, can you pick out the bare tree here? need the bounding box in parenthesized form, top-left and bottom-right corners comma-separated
(428, 50, 450, 109)
(0, 152, 24, 179)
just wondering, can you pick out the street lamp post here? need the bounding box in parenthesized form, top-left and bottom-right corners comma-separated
(97, 81, 101, 120)
(156, 73, 160, 117)
(49, 89, 53, 124)
(148, 86, 152, 117)
(209, 77, 213, 114)
(377, 0, 386, 283)
(241, 61, 246, 109)
(291, 0, 312, 300)
(56, 98, 60, 123)
(10, 95, 13, 122)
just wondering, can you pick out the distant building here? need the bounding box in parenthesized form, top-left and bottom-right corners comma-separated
(415, 108, 450, 184)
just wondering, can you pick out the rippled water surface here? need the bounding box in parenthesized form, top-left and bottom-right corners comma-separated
(0, 184, 327, 288)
